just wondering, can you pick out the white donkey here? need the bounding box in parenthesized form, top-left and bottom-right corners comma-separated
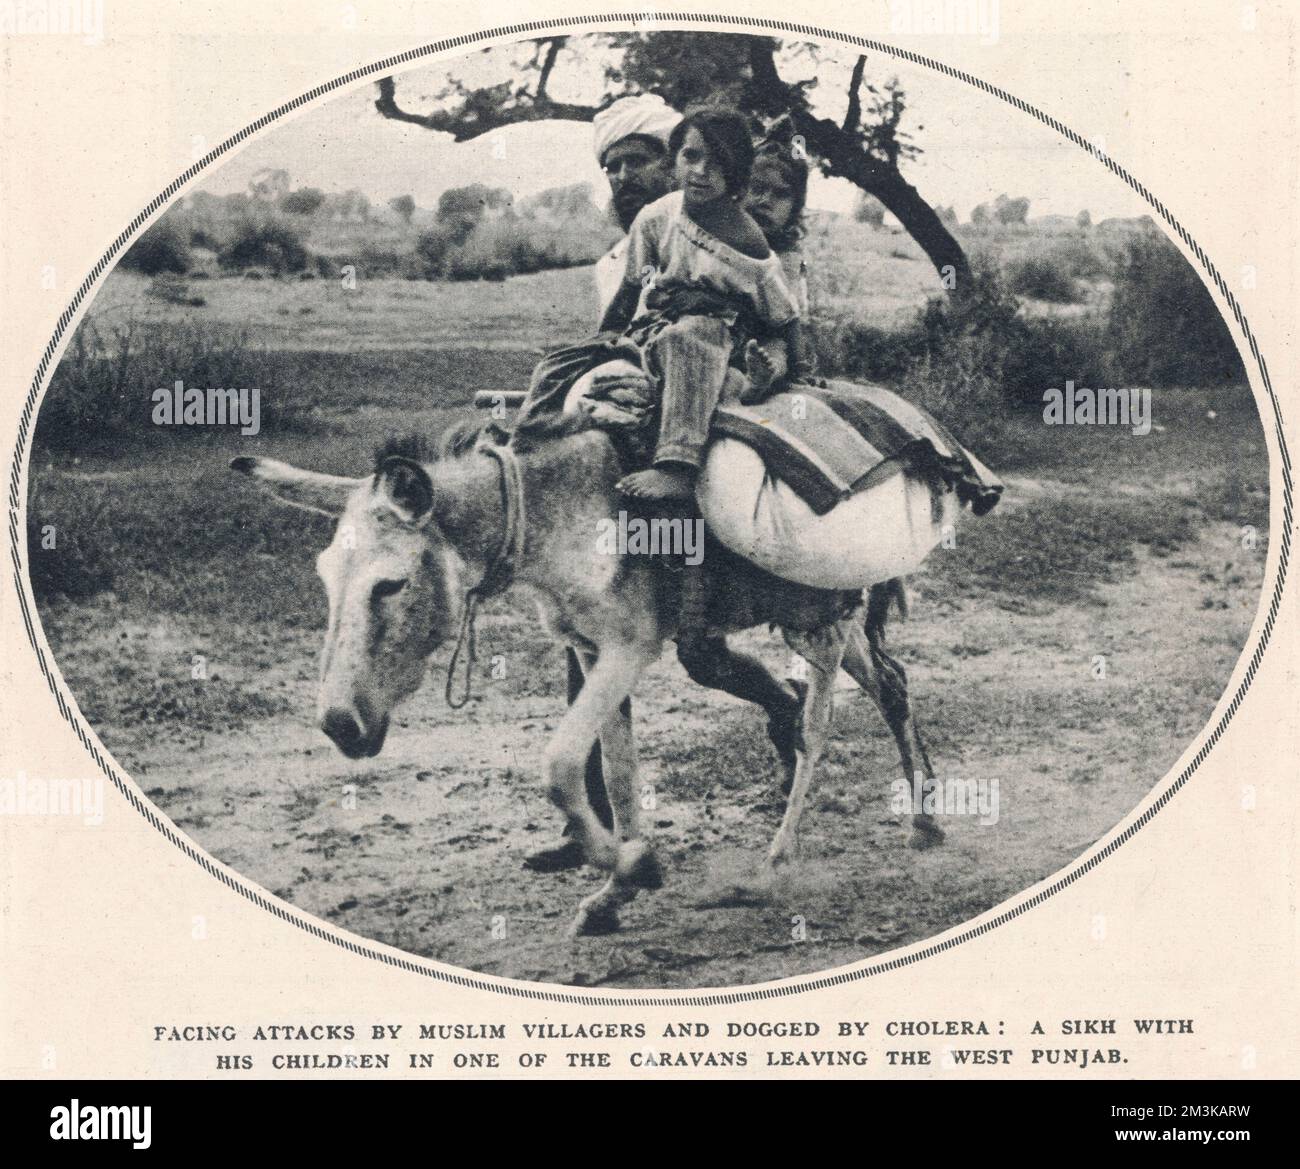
(231, 415, 956, 935)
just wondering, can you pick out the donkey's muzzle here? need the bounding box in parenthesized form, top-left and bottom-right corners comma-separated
(321, 707, 388, 759)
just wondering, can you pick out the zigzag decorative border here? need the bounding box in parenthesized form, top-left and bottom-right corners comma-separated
(6, 14, 1292, 1006)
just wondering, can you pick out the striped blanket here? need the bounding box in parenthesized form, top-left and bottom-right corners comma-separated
(711, 380, 1004, 517)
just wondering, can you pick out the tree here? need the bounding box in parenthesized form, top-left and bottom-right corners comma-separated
(389, 194, 416, 224)
(523, 182, 599, 220)
(993, 193, 1030, 226)
(854, 192, 885, 229)
(280, 187, 326, 215)
(1076, 208, 1092, 229)
(327, 189, 371, 223)
(374, 31, 970, 286)
(436, 184, 512, 245)
(248, 168, 291, 202)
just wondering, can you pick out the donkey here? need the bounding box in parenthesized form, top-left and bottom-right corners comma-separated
(230, 416, 948, 936)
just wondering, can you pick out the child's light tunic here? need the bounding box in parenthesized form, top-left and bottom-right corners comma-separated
(619, 191, 801, 332)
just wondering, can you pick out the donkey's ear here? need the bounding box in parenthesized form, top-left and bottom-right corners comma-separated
(230, 456, 361, 518)
(376, 456, 434, 525)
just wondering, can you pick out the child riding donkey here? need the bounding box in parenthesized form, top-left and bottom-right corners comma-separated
(594, 106, 813, 501)
(515, 105, 812, 490)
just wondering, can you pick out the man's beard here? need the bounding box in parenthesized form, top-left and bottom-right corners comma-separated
(612, 186, 649, 232)
(611, 178, 671, 232)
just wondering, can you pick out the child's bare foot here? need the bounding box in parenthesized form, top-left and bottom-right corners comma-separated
(617, 466, 696, 501)
(742, 340, 785, 403)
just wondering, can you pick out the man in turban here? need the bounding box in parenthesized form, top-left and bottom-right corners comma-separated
(591, 93, 682, 313)
(513, 94, 680, 431)
(520, 94, 680, 874)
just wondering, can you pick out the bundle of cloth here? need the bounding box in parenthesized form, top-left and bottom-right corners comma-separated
(563, 360, 1004, 590)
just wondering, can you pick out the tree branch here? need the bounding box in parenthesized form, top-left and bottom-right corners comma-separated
(745, 37, 792, 115)
(375, 75, 598, 142)
(789, 107, 970, 284)
(535, 37, 564, 101)
(843, 56, 866, 133)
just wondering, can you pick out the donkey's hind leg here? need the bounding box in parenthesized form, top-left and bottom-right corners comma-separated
(766, 622, 849, 867)
(841, 622, 945, 850)
(677, 633, 803, 794)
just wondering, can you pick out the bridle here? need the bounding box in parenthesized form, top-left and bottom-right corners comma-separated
(444, 439, 527, 709)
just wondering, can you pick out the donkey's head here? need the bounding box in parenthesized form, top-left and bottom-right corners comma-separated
(231, 450, 463, 758)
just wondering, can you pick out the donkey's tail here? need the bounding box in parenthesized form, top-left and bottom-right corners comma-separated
(865, 578, 908, 646)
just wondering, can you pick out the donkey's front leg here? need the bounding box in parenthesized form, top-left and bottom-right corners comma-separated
(544, 641, 659, 935)
(767, 622, 849, 868)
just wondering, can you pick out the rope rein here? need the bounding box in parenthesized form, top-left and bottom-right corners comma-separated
(445, 440, 526, 709)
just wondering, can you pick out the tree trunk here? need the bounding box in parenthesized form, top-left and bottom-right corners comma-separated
(792, 109, 971, 287)
(860, 165, 971, 288)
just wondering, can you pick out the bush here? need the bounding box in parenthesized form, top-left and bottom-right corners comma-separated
(818, 258, 1106, 412)
(993, 194, 1030, 226)
(415, 225, 453, 278)
(121, 217, 192, 276)
(34, 316, 310, 454)
(1006, 256, 1081, 303)
(279, 187, 326, 216)
(217, 219, 309, 274)
(1045, 234, 1107, 281)
(146, 273, 206, 307)
(26, 474, 115, 602)
(415, 213, 615, 281)
(1103, 233, 1246, 386)
(854, 193, 885, 229)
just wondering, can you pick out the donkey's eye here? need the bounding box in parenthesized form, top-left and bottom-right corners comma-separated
(372, 579, 408, 601)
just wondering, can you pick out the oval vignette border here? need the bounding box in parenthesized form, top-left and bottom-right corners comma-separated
(6, 13, 1293, 1007)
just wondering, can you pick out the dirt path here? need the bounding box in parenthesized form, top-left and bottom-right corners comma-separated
(80, 494, 1261, 989)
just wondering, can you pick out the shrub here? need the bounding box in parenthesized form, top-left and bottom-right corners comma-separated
(146, 273, 206, 307)
(415, 225, 453, 278)
(26, 474, 115, 602)
(34, 316, 310, 454)
(217, 219, 309, 274)
(1006, 256, 1081, 303)
(993, 194, 1031, 226)
(1044, 234, 1107, 281)
(121, 216, 192, 275)
(1103, 233, 1246, 386)
(818, 258, 1106, 411)
(279, 187, 326, 216)
(854, 193, 886, 229)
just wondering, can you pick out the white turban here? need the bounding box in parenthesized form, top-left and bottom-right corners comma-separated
(592, 94, 681, 165)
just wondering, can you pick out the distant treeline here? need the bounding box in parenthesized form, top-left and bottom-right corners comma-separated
(121, 182, 622, 282)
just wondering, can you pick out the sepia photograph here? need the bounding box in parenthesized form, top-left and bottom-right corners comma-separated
(21, 24, 1269, 992)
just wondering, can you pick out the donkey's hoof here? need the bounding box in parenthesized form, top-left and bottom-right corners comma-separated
(571, 903, 621, 937)
(619, 841, 664, 890)
(765, 843, 795, 870)
(908, 820, 945, 850)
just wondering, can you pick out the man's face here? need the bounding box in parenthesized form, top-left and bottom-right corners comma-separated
(603, 135, 673, 232)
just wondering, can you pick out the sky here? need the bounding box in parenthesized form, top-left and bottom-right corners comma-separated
(193, 34, 1151, 225)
